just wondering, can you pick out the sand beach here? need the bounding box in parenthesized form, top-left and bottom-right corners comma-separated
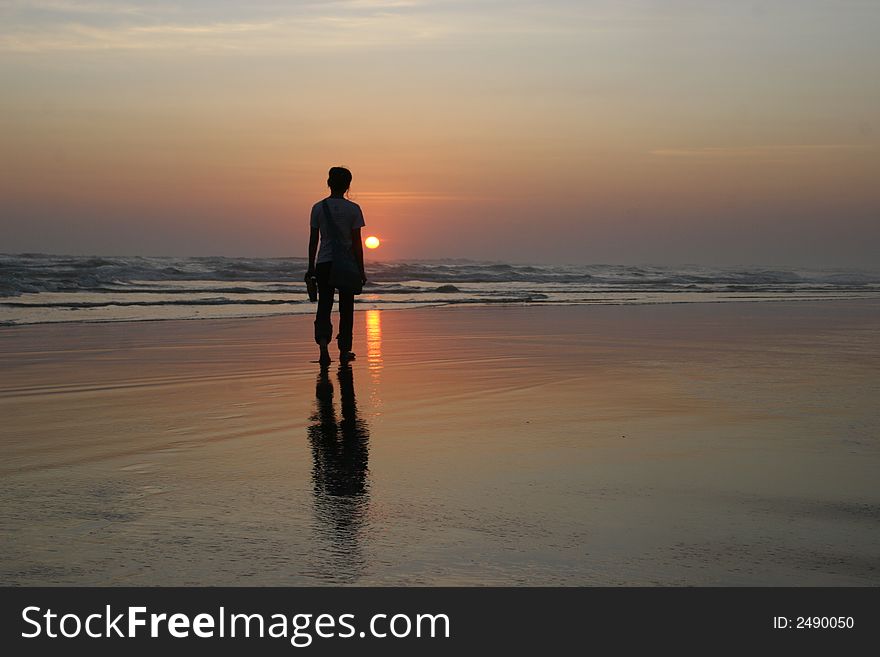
(1, 301, 878, 585)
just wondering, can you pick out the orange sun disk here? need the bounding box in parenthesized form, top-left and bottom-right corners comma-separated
(365, 236, 380, 249)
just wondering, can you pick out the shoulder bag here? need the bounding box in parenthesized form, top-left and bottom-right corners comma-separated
(320, 199, 364, 295)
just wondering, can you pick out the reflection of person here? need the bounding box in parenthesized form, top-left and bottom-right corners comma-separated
(305, 167, 368, 366)
(307, 364, 370, 582)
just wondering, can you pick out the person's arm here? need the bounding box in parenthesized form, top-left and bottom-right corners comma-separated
(351, 227, 367, 284)
(306, 226, 319, 280)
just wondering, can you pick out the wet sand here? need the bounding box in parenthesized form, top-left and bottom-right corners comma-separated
(1, 301, 878, 585)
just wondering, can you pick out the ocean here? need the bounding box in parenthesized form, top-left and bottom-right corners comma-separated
(1, 253, 878, 325)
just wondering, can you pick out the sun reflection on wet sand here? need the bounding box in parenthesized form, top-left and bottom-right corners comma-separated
(366, 310, 383, 411)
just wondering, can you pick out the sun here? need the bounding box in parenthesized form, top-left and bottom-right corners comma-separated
(365, 236, 381, 249)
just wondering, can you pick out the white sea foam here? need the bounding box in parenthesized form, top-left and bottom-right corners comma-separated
(1, 254, 878, 325)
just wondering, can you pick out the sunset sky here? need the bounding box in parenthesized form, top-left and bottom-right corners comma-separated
(1, 0, 878, 265)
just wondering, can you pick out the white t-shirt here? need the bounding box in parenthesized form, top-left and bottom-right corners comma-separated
(310, 197, 366, 264)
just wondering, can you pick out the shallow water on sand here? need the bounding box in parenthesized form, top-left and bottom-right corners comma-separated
(1, 302, 878, 585)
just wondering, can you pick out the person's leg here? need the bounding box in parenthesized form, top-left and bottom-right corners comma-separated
(337, 289, 355, 358)
(313, 263, 334, 364)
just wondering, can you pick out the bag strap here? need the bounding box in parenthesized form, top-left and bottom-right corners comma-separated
(320, 199, 348, 257)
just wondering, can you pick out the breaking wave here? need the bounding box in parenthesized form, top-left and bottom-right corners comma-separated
(1, 254, 878, 325)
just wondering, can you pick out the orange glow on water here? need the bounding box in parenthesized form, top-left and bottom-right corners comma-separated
(365, 309, 383, 407)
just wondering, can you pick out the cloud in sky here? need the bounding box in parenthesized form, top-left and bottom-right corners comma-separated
(3, 0, 150, 15)
(650, 145, 876, 159)
(353, 191, 493, 202)
(0, 7, 438, 52)
(0, 0, 667, 53)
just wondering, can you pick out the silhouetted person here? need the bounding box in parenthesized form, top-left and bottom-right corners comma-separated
(306, 167, 367, 366)
(307, 363, 370, 582)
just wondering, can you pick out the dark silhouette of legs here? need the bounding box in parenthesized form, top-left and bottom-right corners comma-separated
(313, 262, 356, 363)
(337, 290, 355, 356)
(314, 262, 334, 363)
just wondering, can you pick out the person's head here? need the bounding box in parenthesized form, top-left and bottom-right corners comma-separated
(327, 166, 352, 195)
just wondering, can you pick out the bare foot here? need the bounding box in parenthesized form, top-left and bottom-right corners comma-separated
(339, 351, 356, 362)
(319, 344, 331, 366)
